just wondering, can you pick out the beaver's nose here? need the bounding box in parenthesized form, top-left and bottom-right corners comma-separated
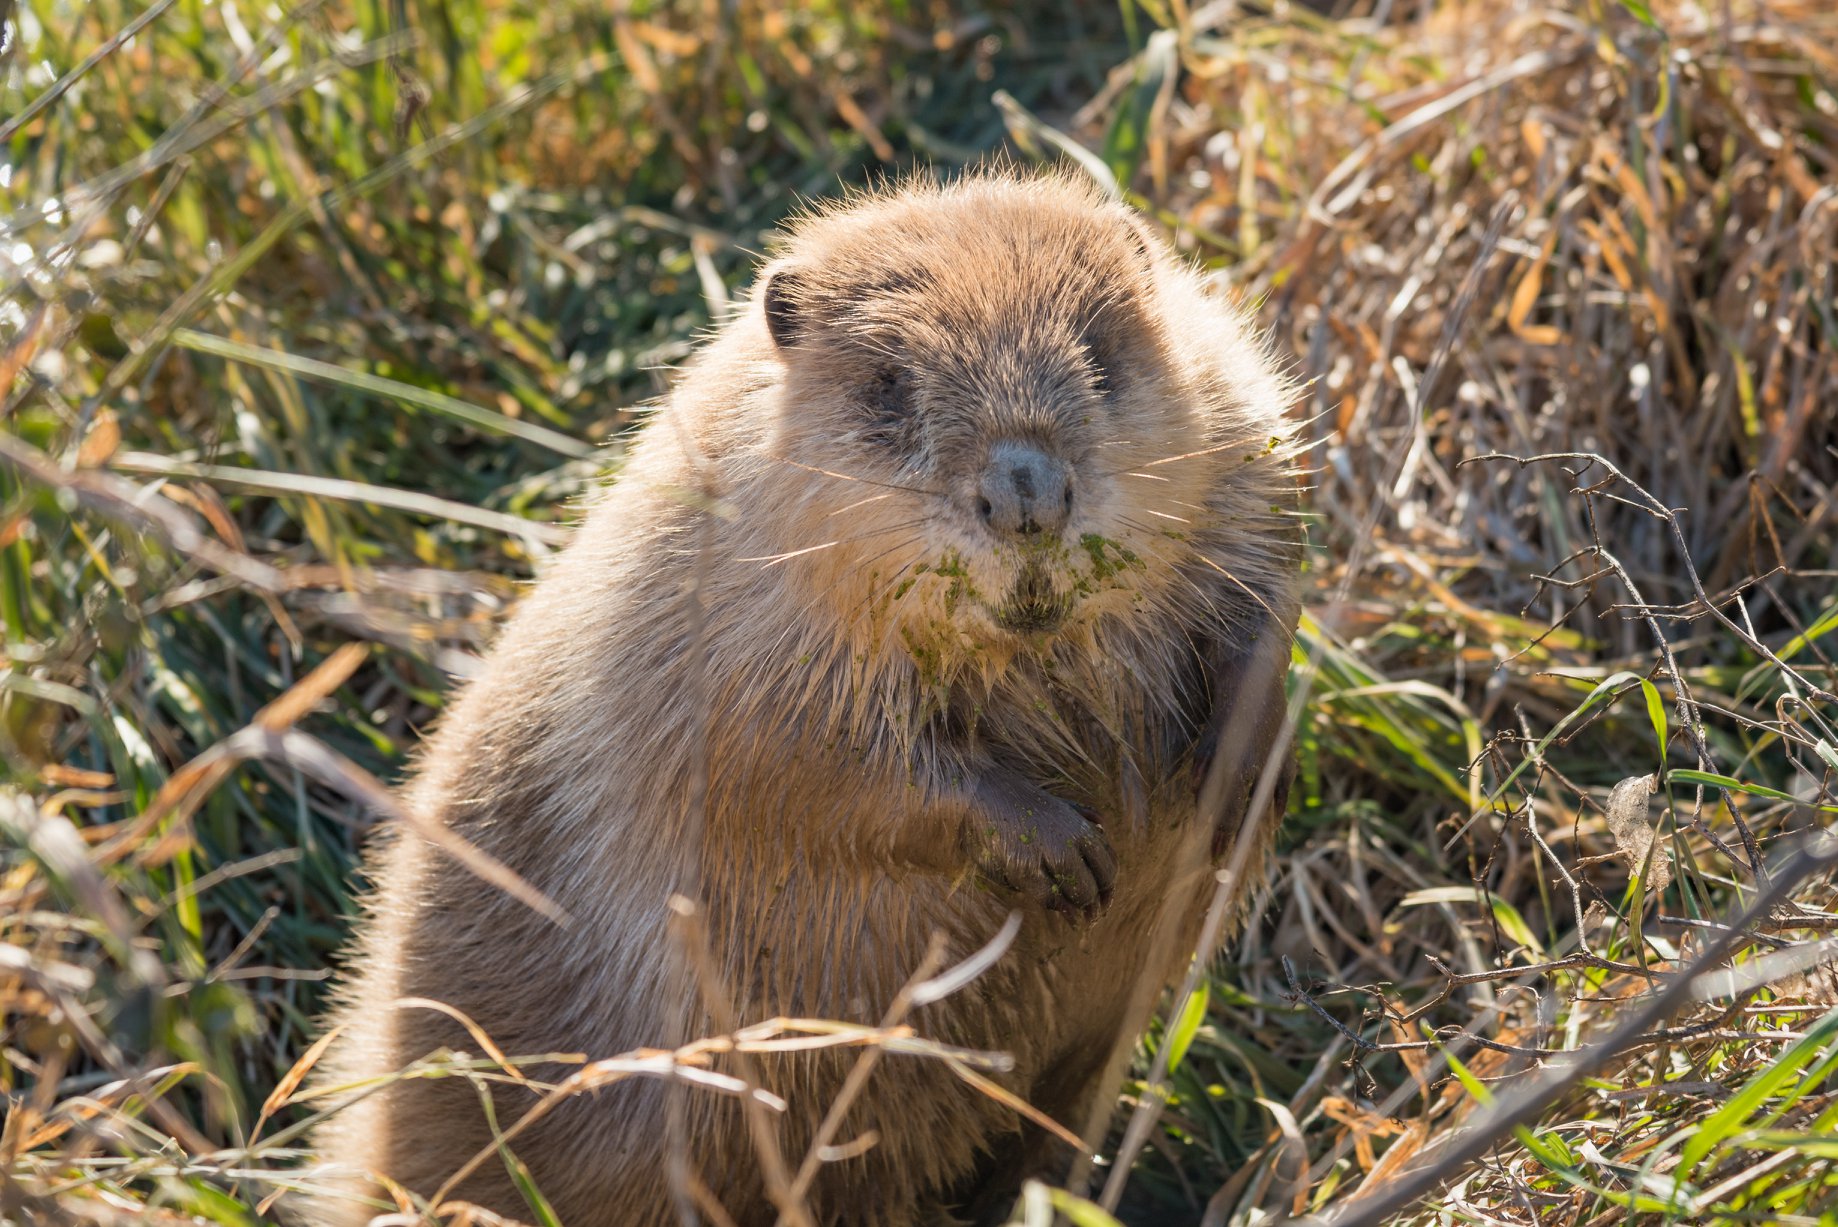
(976, 441, 1073, 539)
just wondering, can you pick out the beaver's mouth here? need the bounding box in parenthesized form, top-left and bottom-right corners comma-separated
(993, 561, 1071, 635)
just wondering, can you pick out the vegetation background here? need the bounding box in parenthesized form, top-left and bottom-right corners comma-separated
(3, 0, 1837, 1223)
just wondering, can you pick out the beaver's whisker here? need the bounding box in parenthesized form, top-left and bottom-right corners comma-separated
(827, 492, 899, 517)
(854, 563, 924, 628)
(741, 520, 929, 566)
(837, 542, 929, 637)
(1114, 519, 1219, 619)
(781, 532, 926, 631)
(741, 541, 846, 565)
(1192, 553, 1287, 633)
(1098, 435, 1272, 478)
(752, 541, 926, 706)
(774, 456, 943, 497)
(1117, 513, 1187, 541)
(756, 537, 921, 684)
(854, 533, 929, 578)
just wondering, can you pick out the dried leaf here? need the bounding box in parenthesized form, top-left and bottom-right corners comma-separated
(0, 304, 48, 395)
(1355, 1119, 1430, 1196)
(393, 996, 527, 1081)
(1520, 116, 1547, 163)
(1507, 228, 1559, 334)
(1255, 1097, 1311, 1217)
(257, 1020, 348, 1127)
(75, 410, 120, 468)
(938, 1056, 1085, 1151)
(157, 480, 246, 552)
(40, 764, 115, 789)
(255, 641, 367, 732)
(1582, 215, 1635, 292)
(627, 19, 700, 57)
(832, 90, 894, 163)
(1605, 773, 1671, 894)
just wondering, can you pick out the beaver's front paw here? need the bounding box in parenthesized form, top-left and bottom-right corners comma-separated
(965, 775, 1116, 918)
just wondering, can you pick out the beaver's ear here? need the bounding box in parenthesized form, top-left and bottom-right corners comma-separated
(761, 267, 804, 350)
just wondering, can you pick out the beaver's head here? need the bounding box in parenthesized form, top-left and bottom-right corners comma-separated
(751, 172, 1296, 676)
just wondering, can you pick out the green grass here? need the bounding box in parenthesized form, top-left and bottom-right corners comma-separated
(4, 0, 1838, 1223)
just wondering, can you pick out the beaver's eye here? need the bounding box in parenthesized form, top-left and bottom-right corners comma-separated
(861, 368, 914, 428)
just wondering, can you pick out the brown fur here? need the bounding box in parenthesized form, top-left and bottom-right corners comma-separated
(307, 170, 1302, 1227)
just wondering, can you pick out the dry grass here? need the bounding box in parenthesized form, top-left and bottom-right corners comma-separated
(3, 0, 1836, 1224)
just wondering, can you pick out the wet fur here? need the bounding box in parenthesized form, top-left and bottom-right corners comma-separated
(308, 171, 1303, 1226)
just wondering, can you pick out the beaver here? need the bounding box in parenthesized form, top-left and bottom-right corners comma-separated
(308, 169, 1302, 1227)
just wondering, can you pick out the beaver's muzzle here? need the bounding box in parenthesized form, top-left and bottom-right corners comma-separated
(995, 558, 1071, 633)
